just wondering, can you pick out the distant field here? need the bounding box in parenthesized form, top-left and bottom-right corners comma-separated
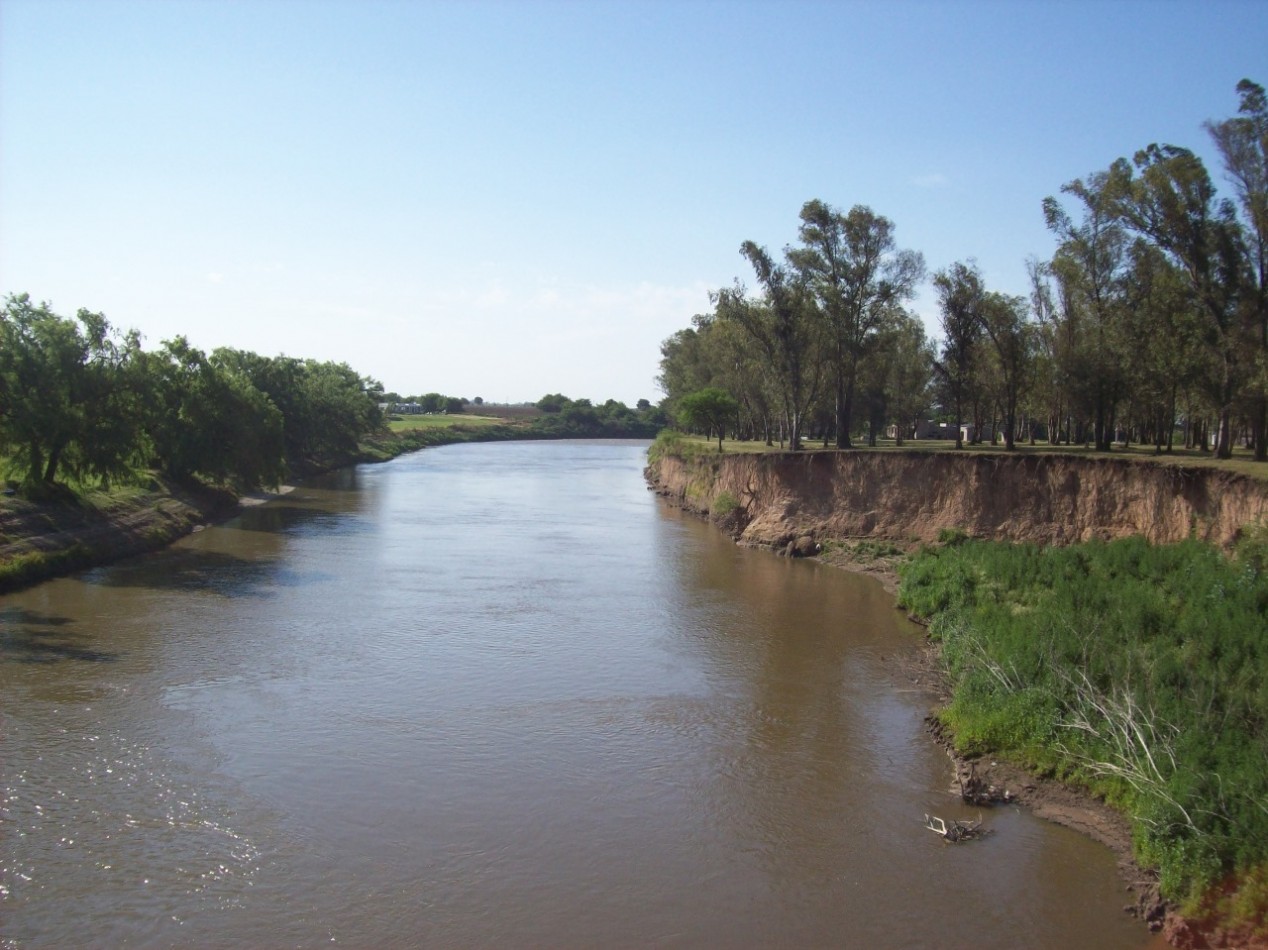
(668, 434, 1268, 481)
(385, 413, 507, 432)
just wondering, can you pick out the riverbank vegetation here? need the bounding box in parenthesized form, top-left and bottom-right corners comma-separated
(897, 535, 1268, 933)
(375, 394, 665, 457)
(1, 294, 666, 590)
(659, 79, 1267, 462)
(1, 294, 668, 504)
(0, 294, 386, 497)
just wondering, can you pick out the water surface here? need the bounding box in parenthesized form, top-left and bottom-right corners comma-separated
(1, 441, 1149, 947)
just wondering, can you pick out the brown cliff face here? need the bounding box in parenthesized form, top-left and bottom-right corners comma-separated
(646, 451, 1268, 550)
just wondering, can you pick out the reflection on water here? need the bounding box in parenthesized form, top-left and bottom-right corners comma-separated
(1, 441, 1150, 948)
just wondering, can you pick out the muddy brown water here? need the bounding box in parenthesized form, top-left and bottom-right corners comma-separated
(1, 441, 1152, 948)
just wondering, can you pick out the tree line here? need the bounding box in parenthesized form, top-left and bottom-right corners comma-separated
(659, 79, 1267, 460)
(0, 294, 385, 496)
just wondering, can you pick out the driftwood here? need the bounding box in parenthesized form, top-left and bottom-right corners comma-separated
(924, 813, 990, 843)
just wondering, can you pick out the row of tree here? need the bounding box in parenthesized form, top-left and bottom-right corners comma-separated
(659, 79, 1267, 459)
(382, 391, 472, 414)
(534, 393, 667, 437)
(0, 294, 385, 495)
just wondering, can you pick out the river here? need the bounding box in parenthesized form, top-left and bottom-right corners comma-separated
(1, 440, 1151, 948)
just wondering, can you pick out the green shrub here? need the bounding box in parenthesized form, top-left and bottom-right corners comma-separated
(712, 491, 740, 516)
(936, 526, 970, 545)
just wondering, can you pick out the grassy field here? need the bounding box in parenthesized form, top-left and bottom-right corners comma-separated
(385, 413, 506, 432)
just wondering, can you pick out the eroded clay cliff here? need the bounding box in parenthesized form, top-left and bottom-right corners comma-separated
(646, 451, 1268, 550)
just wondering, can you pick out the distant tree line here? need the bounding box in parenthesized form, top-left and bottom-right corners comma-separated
(380, 391, 471, 415)
(534, 393, 666, 438)
(659, 79, 1267, 460)
(0, 294, 384, 496)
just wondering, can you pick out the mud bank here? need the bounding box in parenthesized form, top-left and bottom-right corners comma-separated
(646, 450, 1268, 550)
(0, 483, 289, 594)
(648, 450, 1268, 948)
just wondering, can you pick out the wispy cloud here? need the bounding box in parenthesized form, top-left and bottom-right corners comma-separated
(912, 172, 949, 189)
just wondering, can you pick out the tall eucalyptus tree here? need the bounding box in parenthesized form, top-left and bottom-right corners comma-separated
(788, 200, 924, 447)
(1106, 144, 1248, 458)
(1206, 79, 1268, 457)
(1044, 171, 1132, 451)
(932, 262, 986, 449)
(714, 242, 826, 450)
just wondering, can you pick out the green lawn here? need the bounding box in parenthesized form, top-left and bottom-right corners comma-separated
(385, 413, 505, 432)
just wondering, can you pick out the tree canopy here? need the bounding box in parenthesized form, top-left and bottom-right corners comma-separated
(657, 79, 1268, 460)
(1, 295, 385, 494)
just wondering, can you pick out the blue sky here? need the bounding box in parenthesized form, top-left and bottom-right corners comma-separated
(2, 0, 1265, 405)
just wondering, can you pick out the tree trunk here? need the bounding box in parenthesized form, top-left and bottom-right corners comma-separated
(42, 441, 64, 484)
(1254, 397, 1267, 462)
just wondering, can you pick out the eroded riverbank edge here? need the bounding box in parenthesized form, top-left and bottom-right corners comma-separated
(646, 449, 1268, 949)
(0, 482, 296, 594)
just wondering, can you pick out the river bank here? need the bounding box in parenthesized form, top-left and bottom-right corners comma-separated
(0, 422, 501, 593)
(0, 424, 655, 594)
(810, 542, 1174, 938)
(646, 448, 1268, 949)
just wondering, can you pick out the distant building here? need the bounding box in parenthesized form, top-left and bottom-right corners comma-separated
(886, 420, 954, 440)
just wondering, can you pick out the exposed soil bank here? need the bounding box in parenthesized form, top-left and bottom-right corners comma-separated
(647, 449, 1268, 949)
(0, 483, 263, 594)
(646, 450, 1268, 550)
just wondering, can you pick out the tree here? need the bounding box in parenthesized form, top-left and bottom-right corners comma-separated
(1044, 171, 1132, 451)
(1120, 241, 1205, 452)
(0, 295, 145, 492)
(143, 337, 285, 488)
(878, 311, 935, 446)
(536, 393, 569, 413)
(1206, 79, 1268, 458)
(932, 263, 986, 449)
(976, 291, 1035, 450)
(715, 242, 826, 450)
(676, 387, 740, 451)
(1105, 144, 1248, 457)
(789, 200, 924, 447)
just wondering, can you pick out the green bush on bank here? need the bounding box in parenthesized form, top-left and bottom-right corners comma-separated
(898, 535, 1268, 925)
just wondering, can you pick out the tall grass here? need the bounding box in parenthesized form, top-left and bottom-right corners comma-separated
(898, 535, 1268, 925)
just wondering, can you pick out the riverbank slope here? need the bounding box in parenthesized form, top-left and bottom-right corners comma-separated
(0, 481, 241, 594)
(645, 449, 1268, 550)
(646, 448, 1268, 948)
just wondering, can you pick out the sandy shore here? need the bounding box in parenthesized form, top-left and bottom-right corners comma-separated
(238, 484, 296, 507)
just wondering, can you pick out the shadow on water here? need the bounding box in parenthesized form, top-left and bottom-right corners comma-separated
(0, 607, 119, 663)
(300, 468, 363, 492)
(90, 548, 333, 598)
(229, 504, 368, 537)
